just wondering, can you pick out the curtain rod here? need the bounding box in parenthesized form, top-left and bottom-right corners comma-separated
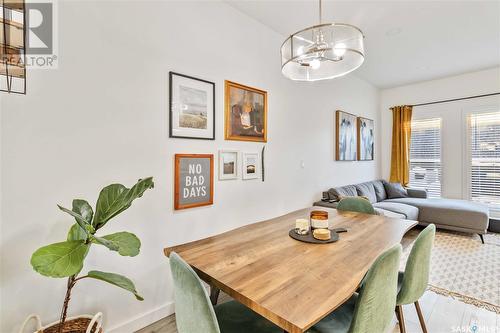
(409, 92, 500, 108)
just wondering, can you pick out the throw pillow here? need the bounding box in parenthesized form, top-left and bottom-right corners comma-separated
(383, 181, 408, 199)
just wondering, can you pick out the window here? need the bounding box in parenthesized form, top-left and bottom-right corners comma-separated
(468, 111, 500, 218)
(409, 118, 442, 198)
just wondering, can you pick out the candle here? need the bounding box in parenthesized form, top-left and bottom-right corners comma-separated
(295, 218, 310, 235)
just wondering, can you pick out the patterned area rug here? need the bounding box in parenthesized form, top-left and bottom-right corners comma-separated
(401, 229, 500, 313)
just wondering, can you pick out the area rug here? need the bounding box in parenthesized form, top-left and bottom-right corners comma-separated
(401, 229, 500, 314)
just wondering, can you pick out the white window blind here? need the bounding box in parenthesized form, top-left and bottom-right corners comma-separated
(409, 118, 442, 198)
(469, 111, 500, 218)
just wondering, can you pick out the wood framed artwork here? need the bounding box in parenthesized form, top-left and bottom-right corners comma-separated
(169, 72, 215, 140)
(357, 117, 374, 161)
(224, 80, 267, 142)
(242, 152, 260, 180)
(174, 154, 214, 210)
(218, 150, 238, 180)
(335, 110, 357, 161)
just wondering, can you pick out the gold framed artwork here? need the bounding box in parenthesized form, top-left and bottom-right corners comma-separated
(174, 154, 214, 210)
(335, 110, 357, 161)
(357, 117, 374, 161)
(224, 80, 267, 142)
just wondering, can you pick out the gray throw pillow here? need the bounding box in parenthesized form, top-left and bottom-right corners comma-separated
(383, 181, 408, 199)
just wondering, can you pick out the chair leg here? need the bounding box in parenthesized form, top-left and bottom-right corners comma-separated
(396, 305, 406, 333)
(414, 301, 428, 333)
(209, 286, 220, 305)
(479, 234, 485, 244)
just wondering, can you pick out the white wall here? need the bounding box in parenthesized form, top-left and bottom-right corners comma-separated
(0, 1, 380, 332)
(380, 67, 500, 198)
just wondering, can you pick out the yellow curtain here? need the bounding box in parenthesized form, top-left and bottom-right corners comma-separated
(389, 105, 413, 186)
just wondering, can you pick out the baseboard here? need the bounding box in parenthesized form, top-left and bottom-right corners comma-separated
(107, 301, 175, 333)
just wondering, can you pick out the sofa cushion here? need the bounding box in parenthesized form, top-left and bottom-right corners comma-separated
(354, 182, 377, 203)
(373, 202, 419, 220)
(385, 198, 489, 233)
(384, 182, 408, 199)
(374, 208, 406, 219)
(328, 185, 358, 201)
(372, 180, 387, 202)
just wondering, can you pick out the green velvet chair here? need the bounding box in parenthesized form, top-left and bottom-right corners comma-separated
(396, 224, 436, 333)
(336, 197, 377, 215)
(169, 252, 283, 333)
(307, 243, 402, 333)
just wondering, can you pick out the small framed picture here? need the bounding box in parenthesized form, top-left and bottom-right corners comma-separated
(225, 80, 267, 142)
(357, 117, 374, 161)
(174, 154, 214, 210)
(219, 150, 238, 180)
(169, 72, 215, 140)
(242, 152, 260, 180)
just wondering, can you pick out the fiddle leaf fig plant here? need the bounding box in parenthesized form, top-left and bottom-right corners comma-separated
(30, 177, 154, 330)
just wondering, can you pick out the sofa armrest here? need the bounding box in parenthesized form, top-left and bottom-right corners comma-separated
(407, 188, 428, 199)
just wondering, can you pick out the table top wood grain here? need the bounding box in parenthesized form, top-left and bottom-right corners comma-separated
(164, 207, 418, 333)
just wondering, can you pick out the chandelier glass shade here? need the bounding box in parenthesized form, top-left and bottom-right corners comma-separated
(280, 11, 365, 81)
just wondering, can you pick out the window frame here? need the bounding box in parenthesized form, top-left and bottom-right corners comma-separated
(462, 105, 500, 216)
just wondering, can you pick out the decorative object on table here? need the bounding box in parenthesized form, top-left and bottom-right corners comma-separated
(1, 0, 26, 94)
(357, 116, 374, 161)
(225, 80, 267, 142)
(175, 154, 214, 210)
(242, 152, 260, 180)
(313, 228, 331, 241)
(310, 210, 329, 229)
(280, 0, 364, 82)
(295, 218, 310, 235)
(29, 178, 154, 333)
(261, 145, 265, 182)
(169, 72, 215, 140)
(218, 150, 238, 180)
(336, 110, 357, 161)
(288, 228, 339, 244)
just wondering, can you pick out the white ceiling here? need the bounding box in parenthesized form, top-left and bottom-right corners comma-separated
(226, 0, 500, 88)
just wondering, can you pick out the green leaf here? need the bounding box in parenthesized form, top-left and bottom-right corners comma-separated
(58, 205, 95, 235)
(72, 199, 93, 224)
(102, 232, 141, 257)
(31, 241, 89, 278)
(67, 223, 88, 241)
(87, 270, 144, 300)
(93, 177, 154, 229)
(92, 236, 119, 251)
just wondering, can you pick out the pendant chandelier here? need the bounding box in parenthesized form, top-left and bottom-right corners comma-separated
(280, 0, 365, 82)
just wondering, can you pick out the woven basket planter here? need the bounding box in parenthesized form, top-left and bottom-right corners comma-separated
(19, 313, 103, 333)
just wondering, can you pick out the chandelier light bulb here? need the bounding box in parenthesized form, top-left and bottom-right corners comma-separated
(333, 43, 347, 57)
(310, 59, 321, 69)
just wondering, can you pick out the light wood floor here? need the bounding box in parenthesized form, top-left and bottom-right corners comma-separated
(137, 290, 499, 333)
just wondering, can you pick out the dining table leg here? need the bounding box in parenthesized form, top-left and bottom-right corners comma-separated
(210, 285, 220, 305)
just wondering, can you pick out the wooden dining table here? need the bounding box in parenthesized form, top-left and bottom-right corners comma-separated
(164, 207, 417, 333)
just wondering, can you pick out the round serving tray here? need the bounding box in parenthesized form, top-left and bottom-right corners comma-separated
(289, 228, 340, 244)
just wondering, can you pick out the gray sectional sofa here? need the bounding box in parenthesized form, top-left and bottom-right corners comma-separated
(313, 180, 490, 243)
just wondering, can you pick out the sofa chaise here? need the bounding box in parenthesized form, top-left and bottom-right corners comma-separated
(313, 180, 489, 243)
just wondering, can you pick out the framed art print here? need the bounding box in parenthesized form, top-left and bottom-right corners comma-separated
(169, 72, 215, 140)
(335, 110, 357, 161)
(218, 150, 238, 180)
(242, 152, 260, 180)
(357, 117, 374, 161)
(225, 80, 267, 142)
(174, 154, 214, 210)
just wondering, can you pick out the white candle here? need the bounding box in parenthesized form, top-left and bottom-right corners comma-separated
(295, 218, 309, 234)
